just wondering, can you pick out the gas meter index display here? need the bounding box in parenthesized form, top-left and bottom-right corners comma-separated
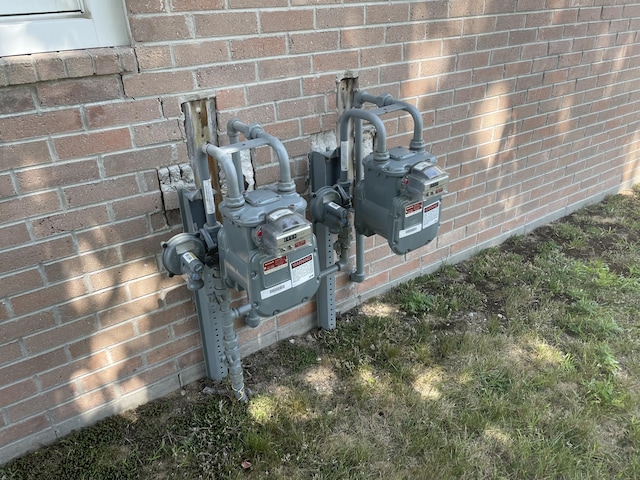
(261, 209, 314, 256)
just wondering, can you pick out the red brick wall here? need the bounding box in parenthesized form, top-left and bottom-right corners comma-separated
(2, 0, 640, 463)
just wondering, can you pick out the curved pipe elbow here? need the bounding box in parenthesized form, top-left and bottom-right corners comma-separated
(355, 93, 425, 152)
(393, 100, 426, 151)
(255, 131, 296, 193)
(227, 119, 295, 193)
(339, 109, 389, 159)
(201, 143, 244, 208)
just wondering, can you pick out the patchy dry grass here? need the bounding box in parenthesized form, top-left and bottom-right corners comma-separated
(3, 187, 640, 479)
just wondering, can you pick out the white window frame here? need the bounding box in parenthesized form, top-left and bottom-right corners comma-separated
(0, 0, 130, 57)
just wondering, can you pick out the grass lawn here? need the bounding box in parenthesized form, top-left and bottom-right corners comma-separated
(2, 188, 640, 479)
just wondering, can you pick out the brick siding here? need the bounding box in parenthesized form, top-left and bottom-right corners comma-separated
(2, 0, 640, 464)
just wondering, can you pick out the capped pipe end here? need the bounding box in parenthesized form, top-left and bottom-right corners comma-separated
(244, 309, 261, 328)
(349, 270, 365, 283)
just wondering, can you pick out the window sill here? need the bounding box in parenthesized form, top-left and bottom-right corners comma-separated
(0, 46, 137, 86)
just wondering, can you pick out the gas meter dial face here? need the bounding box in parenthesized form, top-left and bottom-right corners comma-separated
(261, 209, 314, 256)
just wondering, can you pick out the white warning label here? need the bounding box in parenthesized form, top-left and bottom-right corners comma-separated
(423, 201, 440, 228)
(290, 254, 315, 287)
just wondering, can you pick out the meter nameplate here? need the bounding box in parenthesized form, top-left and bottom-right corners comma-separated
(261, 280, 293, 299)
(405, 201, 423, 217)
(399, 224, 422, 238)
(263, 256, 288, 274)
(291, 254, 315, 287)
(423, 201, 440, 228)
(399, 200, 441, 239)
(259, 253, 316, 300)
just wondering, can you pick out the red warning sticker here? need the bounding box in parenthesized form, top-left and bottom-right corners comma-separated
(291, 254, 312, 269)
(263, 256, 288, 274)
(405, 201, 423, 217)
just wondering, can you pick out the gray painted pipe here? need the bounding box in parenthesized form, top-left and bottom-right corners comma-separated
(392, 100, 426, 151)
(228, 119, 295, 193)
(225, 120, 246, 194)
(336, 110, 373, 282)
(339, 109, 389, 163)
(213, 275, 248, 402)
(355, 91, 426, 152)
(202, 143, 244, 209)
(351, 116, 366, 283)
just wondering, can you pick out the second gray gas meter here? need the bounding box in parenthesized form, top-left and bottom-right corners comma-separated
(340, 92, 449, 255)
(354, 146, 448, 255)
(217, 188, 320, 318)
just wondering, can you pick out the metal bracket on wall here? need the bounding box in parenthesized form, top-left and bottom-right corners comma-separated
(309, 149, 342, 330)
(176, 189, 227, 381)
(179, 99, 228, 381)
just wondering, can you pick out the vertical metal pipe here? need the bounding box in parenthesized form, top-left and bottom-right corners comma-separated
(214, 274, 248, 402)
(350, 116, 366, 283)
(226, 120, 246, 194)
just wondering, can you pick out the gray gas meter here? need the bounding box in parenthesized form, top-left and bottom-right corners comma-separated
(217, 187, 320, 317)
(354, 146, 448, 255)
